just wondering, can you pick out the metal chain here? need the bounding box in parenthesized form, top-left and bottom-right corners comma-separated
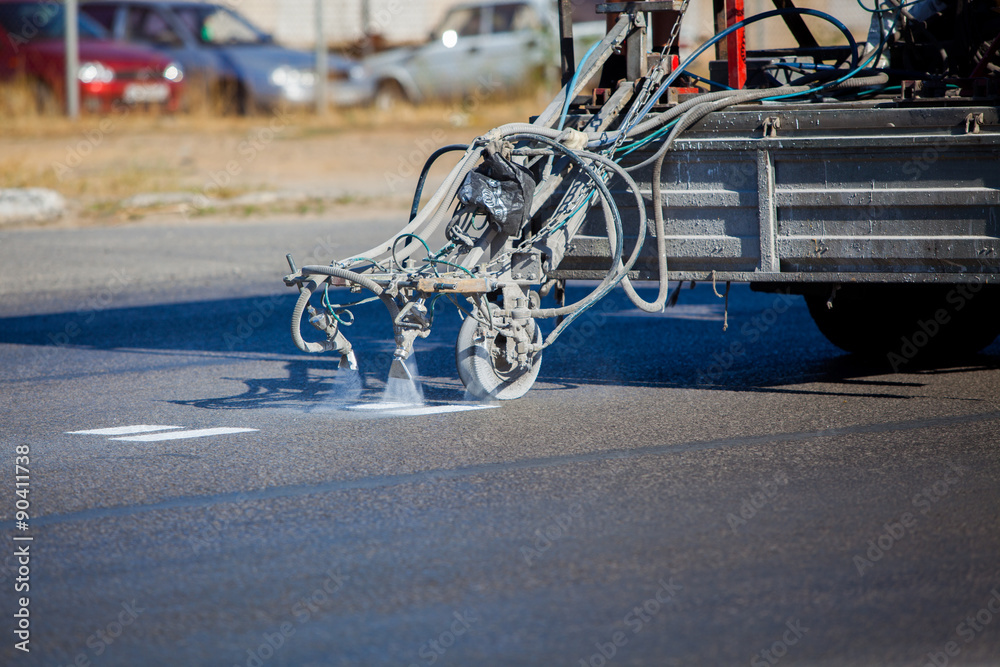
(606, 0, 692, 155)
(661, 0, 691, 62)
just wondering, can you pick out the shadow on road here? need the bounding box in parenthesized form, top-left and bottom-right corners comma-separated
(3, 284, 998, 409)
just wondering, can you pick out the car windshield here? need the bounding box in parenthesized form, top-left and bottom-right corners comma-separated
(433, 7, 481, 40)
(0, 3, 107, 40)
(172, 5, 267, 46)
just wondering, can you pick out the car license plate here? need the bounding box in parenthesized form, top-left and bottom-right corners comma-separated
(124, 83, 169, 103)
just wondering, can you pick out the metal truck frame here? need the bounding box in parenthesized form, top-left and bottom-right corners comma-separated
(283, 0, 1000, 399)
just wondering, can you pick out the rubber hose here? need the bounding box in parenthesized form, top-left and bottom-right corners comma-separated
(292, 266, 401, 354)
(290, 280, 328, 354)
(637, 94, 764, 314)
(625, 86, 809, 174)
(497, 133, 629, 321)
(346, 146, 484, 267)
(596, 89, 749, 148)
(827, 72, 890, 90)
(410, 144, 469, 222)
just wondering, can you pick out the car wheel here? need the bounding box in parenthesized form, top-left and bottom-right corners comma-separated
(374, 80, 408, 112)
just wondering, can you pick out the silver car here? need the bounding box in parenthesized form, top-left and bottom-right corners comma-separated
(82, 0, 374, 112)
(366, 0, 602, 109)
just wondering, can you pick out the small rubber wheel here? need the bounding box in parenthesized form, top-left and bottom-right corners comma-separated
(456, 304, 542, 400)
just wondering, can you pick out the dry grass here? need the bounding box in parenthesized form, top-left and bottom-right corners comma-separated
(0, 78, 552, 138)
(0, 81, 554, 225)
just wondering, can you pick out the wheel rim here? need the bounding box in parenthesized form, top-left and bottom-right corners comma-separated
(456, 306, 542, 400)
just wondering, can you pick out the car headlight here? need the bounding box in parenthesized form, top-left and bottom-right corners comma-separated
(348, 64, 365, 81)
(270, 65, 315, 88)
(163, 62, 184, 83)
(78, 62, 114, 84)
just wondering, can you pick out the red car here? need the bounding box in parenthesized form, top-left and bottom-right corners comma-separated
(0, 0, 184, 112)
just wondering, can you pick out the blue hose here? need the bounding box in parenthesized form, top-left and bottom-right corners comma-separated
(624, 7, 859, 134)
(558, 39, 602, 131)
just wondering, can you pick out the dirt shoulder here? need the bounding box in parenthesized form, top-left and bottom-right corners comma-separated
(0, 95, 548, 229)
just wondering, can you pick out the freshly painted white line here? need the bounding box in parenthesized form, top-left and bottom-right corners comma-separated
(67, 425, 183, 436)
(380, 405, 498, 416)
(109, 427, 258, 442)
(345, 402, 419, 411)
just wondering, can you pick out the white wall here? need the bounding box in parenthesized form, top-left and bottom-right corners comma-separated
(233, 0, 875, 52)
(235, 0, 460, 48)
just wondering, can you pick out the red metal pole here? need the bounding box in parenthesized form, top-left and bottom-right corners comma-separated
(726, 0, 746, 89)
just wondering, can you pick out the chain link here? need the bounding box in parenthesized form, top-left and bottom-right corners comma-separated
(607, 0, 692, 154)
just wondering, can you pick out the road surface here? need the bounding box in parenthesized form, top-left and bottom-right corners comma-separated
(1, 217, 999, 666)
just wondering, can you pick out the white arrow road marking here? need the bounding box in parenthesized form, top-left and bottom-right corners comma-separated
(67, 425, 183, 436)
(109, 427, 258, 442)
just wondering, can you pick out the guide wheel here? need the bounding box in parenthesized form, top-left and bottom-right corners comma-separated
(456, 304, 543, 400)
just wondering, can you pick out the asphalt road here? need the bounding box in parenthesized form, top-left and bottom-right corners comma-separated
(1, 218, 999, 666)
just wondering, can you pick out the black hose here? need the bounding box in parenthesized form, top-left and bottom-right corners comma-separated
(409, 144, 469, 222)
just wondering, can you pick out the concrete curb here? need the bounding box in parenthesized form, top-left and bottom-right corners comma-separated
(0, 188, 66, 225)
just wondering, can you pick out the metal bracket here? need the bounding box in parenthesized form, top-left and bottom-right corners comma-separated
(597, 1, 685, 12)
(763, 116, 781, 138)
(965, 112, 984, 135)
(511, 252, 544, 282)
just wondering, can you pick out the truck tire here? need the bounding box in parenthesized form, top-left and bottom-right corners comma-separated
(804, 284, 1000, 363)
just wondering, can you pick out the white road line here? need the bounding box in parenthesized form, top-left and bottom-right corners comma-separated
(345, 402, 419, 411)
(109, 428, 258, 442)
(67, 425, 183, 436)
(386, 405, 498, 416)
(344, 404, 498, 416)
